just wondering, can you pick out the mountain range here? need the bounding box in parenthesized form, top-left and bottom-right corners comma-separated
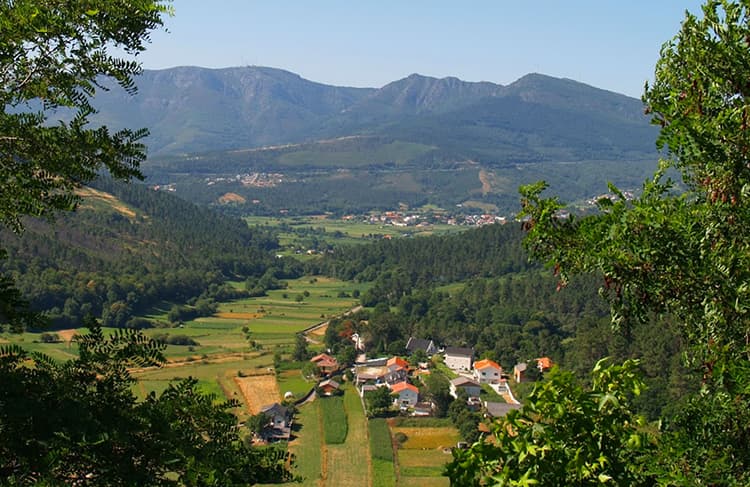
(81, 66, 662, 215)
(90, 66, 657, 164)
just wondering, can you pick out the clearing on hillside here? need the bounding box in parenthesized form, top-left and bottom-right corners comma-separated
(57, 329, 79, 343)
(235, 373, 281, 414)
(214, 311, 263, 320)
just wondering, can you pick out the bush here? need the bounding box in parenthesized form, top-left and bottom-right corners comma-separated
(394, 431, 408, 446)
(39, 333, 60, 343)
(152, 334, 199, 346)
(125, 317, 153, 329)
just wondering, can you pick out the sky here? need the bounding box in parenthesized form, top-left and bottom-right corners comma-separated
(138, 1, 706, 99)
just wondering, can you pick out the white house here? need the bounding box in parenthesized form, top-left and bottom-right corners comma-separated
(444, 346, 473, 371)
(473, 359, 503, 384)
(449, 376, 481, 399)
(390, 381, 419, 407)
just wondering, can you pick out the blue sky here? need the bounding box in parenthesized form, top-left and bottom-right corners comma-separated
(140, 1, 705, 98)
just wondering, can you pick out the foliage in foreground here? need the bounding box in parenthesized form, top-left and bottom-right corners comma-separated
(448, 0, 750, 484)
(0, 324, 295, 486)
(447, 360, 655, 486)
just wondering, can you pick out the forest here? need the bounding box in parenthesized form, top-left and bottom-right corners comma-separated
(0, 178, 303, 329)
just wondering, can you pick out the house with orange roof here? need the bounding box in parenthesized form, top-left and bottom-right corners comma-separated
(536, 357, 553, 373)
(310, 353, 339, 375)
(390, 381, 419, 407)
(473, 358, 503, 384)
(387, 356, 409, 371)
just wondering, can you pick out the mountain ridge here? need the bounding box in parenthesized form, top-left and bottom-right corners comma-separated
(85, 66, 654, 160)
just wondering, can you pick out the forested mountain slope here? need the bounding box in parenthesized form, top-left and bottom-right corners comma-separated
(0, 179, 301, 328)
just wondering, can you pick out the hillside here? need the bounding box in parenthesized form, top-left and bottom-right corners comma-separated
(82, 66, 659, 215)
(90, 66, 372, 155)
(87, 66, 655, 161)
(0, 179, 301, 328)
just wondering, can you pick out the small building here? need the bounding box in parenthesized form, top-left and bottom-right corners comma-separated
(310, 353, 339, 375)
(444, 347, 474, 372)
(318, 378, 341, 396)
(355, 362, 407, 387)
(484, 401, 522, 418)
(449, 376, 481, 399)
(259, 403, 292, 441)
(412, 402, 434, 416)
(390, 381, 419, 407)
(387, 356, 409, 372)
(474, 359, 503, 384)
(405, 337, 438, 356)
(513, 362, 528, 383)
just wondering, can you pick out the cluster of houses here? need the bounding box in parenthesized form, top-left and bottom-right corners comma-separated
(253, 338, 554, 442)
(353, 337, 553, 417)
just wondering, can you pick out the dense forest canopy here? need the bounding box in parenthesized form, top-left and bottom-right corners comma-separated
(0, 178, 301, 329)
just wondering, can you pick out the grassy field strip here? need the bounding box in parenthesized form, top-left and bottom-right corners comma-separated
(281, 401, 323, 487)
(325, 384, 371, 487)
(369, 418, 396, 487)
(319, 396, 348, 444)
(277, 369, 315, 399)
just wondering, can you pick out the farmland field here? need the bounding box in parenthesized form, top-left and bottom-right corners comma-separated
(325, 385, 371, 487)
(369, 418, 396, 487)
(244, 215, 466, 257)
(283, 400, 323, 486)
(235, 373, 281, 415)
(389, 418, 460, 486)
(319, 396, 348, 444)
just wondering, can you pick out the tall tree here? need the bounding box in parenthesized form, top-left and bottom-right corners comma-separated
(0, 2, 297, 484)
(0, 325, 295, 485)
(0, 0, 170, 328)
(448, 0, 750, 484)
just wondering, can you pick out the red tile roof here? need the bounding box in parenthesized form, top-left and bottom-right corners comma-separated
(310, 353, 335, 363)
(390, 381, 418, 393)
(537, 357, 553, 370)
(387, 356, 409, 370)
(474, 359, 502, 371)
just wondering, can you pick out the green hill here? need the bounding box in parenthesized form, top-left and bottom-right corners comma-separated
(0, 179, 301, 328)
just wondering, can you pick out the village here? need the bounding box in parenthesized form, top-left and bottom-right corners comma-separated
(251, 333, 553, 445)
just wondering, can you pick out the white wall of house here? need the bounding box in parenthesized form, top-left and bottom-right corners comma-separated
(474, 366, 502, 384)
(394, 389, 419, 407)
(445, 354, 472, 371)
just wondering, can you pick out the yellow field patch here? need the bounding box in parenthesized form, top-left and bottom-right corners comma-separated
(234, 373, 280, 414)
(56, 329, 79, 343)
(308, 323, 328, 337)
(214, 312, 263, 320)
(218, 192, 247, 204)
(390, 427, 461, 450)
(76, 186, 137, 219)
